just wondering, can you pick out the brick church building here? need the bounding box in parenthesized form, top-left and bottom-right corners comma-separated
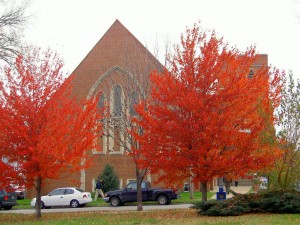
(27, 20, 267, 197)
(71, 19, 165, 193)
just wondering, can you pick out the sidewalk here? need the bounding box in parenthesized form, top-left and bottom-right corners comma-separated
(210, 186, 252, 200)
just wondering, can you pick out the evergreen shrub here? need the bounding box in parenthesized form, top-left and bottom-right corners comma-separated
(194, 191, 300, 216)
(98, 164, 120, 193)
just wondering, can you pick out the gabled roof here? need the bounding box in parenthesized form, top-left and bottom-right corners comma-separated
(71, 19, 164, 98)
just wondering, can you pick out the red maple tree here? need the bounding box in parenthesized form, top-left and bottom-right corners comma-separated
(0, 47, 102, 217)
(133, 24, 284, 201)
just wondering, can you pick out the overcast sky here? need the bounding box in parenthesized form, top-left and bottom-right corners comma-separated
(23, 0, 300, 77)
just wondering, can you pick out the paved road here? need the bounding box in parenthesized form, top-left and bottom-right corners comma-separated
(0, 204, 193, 214)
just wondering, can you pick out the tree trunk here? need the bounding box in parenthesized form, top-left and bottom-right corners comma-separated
(189, 176, 194, 199)
(201, 182, 208, 202)
(35, 176, 42, 219)
(136, 167, 144, 211)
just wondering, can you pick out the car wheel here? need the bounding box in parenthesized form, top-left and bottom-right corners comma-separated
(110, 197, 121, 207)
(70, 200, 79, 208)
(157, 195, 168, 205)
(4, 205, 12, 210)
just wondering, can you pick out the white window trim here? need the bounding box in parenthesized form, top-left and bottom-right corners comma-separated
(119, 179, 123, 189)
(126, 179, 137, 184)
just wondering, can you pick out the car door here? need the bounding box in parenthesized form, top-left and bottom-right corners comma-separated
(44, 188, 66, 206)
(63, 188, 75, 205)
(123, 182, 138, 202)
(141, 182, 148, 201)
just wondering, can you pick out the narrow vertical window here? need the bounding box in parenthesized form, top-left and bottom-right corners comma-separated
(110, 84, 124, 153)
(248, 70, 254, 78)
(97, 94, 105, 116)
(113, 85, 122, 117)
(98, 94, 105, 109)
(130, 91, 139, 116)
(93, 93, 107, 154)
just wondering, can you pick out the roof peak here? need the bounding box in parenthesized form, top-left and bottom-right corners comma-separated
(106, 19, 129, 35)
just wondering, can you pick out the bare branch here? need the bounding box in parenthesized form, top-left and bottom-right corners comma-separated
(0, 0, 30, 66)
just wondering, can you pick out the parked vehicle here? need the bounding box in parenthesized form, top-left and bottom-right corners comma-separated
(13, 185, 25, 200)
(104, 181, 179, 206)
(0, 189, 17, 210)
(15, 190, 25, 200)
(30, 187, 92, 208)
(6, 184, 26, 200)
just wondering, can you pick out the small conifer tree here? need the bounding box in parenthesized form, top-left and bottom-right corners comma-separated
(98, 164, 120, 193)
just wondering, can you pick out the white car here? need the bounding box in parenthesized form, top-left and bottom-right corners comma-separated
(31, 187, 92, 208)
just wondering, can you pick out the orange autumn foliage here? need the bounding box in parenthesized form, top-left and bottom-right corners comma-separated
(132, 24, 284, 190)
(0, 47, 102, 191)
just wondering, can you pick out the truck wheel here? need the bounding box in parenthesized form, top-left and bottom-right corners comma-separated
(110, 197, 121, 207)
(157, 195, 168, 205)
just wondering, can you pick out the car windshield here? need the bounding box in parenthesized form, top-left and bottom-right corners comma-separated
(75, 188, 84, 192)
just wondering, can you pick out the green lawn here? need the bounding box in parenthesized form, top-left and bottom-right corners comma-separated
(175, 191, 215, 203)
(8, 192, 300, 225)
(1, 209, 300, 225)
(16, 199, 32, 209)
(16, 191, 214, 209)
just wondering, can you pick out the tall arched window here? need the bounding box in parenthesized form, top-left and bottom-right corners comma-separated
(113, 84, 122, 117)
(130, 91, 139, 116)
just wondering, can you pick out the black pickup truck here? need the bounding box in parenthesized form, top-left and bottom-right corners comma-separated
(103, 181, 179, 206)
